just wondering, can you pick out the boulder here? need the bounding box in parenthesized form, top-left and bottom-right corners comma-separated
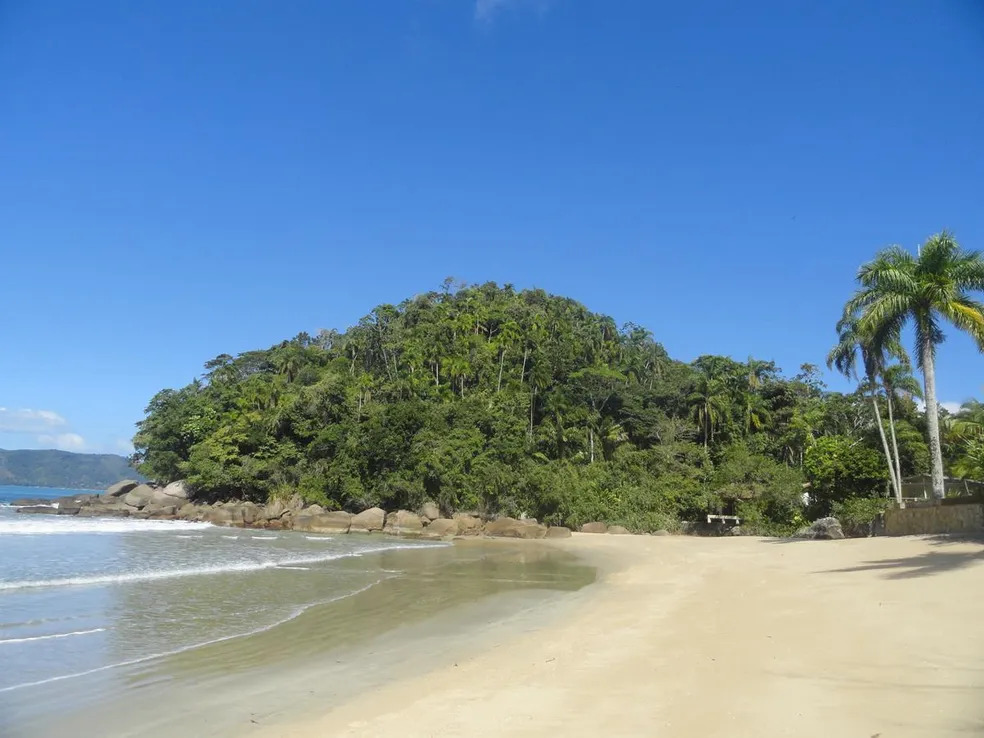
(17, 505, 62, 515)
(9, 498, 53, 507)
(607, 525, 630, 535)
(484, 517, 547, 539)
(104, 480, 140, 498)
(419, 501, 441, 521)
(56, 493, 99, 507)
(652, 529, 671, 537)
(384, 510, 425, 535)
(178, 503, 202, 520)
(452, 513, 483, 535)
(262, 499, 287, 521)
(205, 506, 244, 527)
(148, 487, 185, 509)
(123, 484, 156, 509)
(162, 480, 191, 500)
(146, 506, 178, 519)
(794, 517, 845, 541)
(580, 522, 608, 534)
(294, 511, 352, 533)
(350, 507, 386, 533)
(77, 506, 130, 518)
(545, 526, 572, 538)
(240, 502, 260, 526)
(423, 518, 458, 537)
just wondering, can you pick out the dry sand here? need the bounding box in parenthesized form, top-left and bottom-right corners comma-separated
(259, 533, 984, 738)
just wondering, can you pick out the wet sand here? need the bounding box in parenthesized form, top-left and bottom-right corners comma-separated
(259, 533, 984, 738)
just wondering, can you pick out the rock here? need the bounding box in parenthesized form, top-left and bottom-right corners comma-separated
(793, 517, 845, 540)
(240, 502, 260, 526)
(104, 480, 140, 498)
(178, 503, 202, 520)
(262, 499, 287, 521)
(384, 510, 425, 535)
(484, 517, 547, 539)
(350, 507, 386, 533)
(123, 484, 156, 509)
(652, 529, 671, 537)
(205, 506, 244, 527)
(306, 504, 325, 516)
(162, 480, 190, 500)
(580, 522, 608, 534)
(452, 513, 483, 535)
(545, 526, 572, 538)
(293, 511, 352, 533)
(77, 506, 130, 518)
(419, 501, 440, 521)
(729, 526, 743, 536)
(607, 525, 630, 535)
(56, 493, 99, 507)
(423, 518, 458, 537)
(146, 506, 178, 519)
(148, 488, 184, 509)
(8, 498, 53, 507)
(16, 505, 62, 515)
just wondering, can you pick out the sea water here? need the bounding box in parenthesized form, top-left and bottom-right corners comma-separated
(0, 486, 594, 736)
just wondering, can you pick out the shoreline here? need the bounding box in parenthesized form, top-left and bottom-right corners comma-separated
(253, 533, 984, 738)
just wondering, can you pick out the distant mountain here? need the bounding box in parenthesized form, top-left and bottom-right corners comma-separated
(0, 449, 144, 490)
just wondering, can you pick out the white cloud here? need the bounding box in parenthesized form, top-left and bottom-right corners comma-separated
(114, 439, 135, 454)
(37, 432, 86, 451)
(475, 0, 553, 22)
(916, 400, 964, 415)
(0, 408, 68, 433)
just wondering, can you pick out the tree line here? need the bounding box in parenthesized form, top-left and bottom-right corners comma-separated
(132, 233, 984, 533)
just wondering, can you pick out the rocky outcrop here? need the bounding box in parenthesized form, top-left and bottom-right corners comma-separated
(545, 526, 572, 538)
(161, 481, 190, 500)
(350, 507, 386, 533)
(423, 518, 458, 537)
(794, 517, 845, 540)
(580, 522, 608, 534)
(484, 517, 547, 539)
(384, 510, 424, 535)
(293, 510, 352, 533)
(453, 513, 483, 535)
(419, 501, 440, 521)
(123, 484, 156, 509)
(104, 480, 140, 498)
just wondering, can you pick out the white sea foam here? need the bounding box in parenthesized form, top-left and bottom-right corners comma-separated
(0, 627, 106, 646)
(305, 536, 333, 541)
(0, 518, 212, 536)
(251, 535, 277, 540)
(0, 543, 447, 592)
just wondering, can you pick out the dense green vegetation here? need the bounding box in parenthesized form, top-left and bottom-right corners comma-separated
(0, 449, 140, 490)
(133, 280, 947, 534)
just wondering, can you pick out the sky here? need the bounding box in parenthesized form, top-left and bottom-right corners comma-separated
(1, 0, 983, 455)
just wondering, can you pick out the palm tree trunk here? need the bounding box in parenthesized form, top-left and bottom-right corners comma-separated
(886, 392, 904, 506)
(497, 349, 505, 393)
(871, 395, 900, 503)
(921, 342, 946, 500)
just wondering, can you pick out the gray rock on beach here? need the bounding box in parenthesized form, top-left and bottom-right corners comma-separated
(104, 480, 140, 498)
(545, 526, 572, 538)
(294, 510, 353, 533)
(422, 518, 458, 538)
(452, 513, 483, 535)
(350, 507, 386, 533)
(484, 517, 547, 539)
(607, 525, 630, 535)
(580, 522, 608, 534)
(794, 517, 845, 540)
(123, 484, 156, 509)
(419, 501, 440, 521)
(384, 510, 424, 535)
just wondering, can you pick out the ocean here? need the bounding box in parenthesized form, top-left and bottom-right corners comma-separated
(0, 485, 593, 736)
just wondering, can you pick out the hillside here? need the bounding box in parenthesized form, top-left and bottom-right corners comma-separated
(0, 449, 141, 490)
(133, 282, 927, 533)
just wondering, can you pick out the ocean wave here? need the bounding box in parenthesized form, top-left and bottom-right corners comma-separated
(0, 627, 106, 646)
(0, 518, 212, 536)
(0, 579, 388, 694)
(0, 542, 448, 592)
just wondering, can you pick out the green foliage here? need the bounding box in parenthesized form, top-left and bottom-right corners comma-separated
(831, 497, 891, 537)
(132, 282, 912, 532)
(804, 435, 887, 515)
(0, 449, 142, 490)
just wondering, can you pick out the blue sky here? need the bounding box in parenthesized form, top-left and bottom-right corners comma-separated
(1, 0, 983, 454)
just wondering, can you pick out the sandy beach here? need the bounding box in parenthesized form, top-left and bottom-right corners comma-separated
(258, 533, 984, 738)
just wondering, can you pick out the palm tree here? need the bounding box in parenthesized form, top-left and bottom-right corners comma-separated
(844, 231, 984, 499)
(687, 374, 729, 449)
(827, 317, 904, 502)
(880, 361, 922, 498)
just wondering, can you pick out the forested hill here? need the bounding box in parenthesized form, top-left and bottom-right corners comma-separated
(0, 449, 141, 490)
(133, 282, 929, 534)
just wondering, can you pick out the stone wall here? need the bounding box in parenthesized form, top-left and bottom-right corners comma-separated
(881, 502, 984, 536)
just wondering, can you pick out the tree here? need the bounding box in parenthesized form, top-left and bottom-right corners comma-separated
(687, 373, 730, 449)
(844, 232, 984, 499)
